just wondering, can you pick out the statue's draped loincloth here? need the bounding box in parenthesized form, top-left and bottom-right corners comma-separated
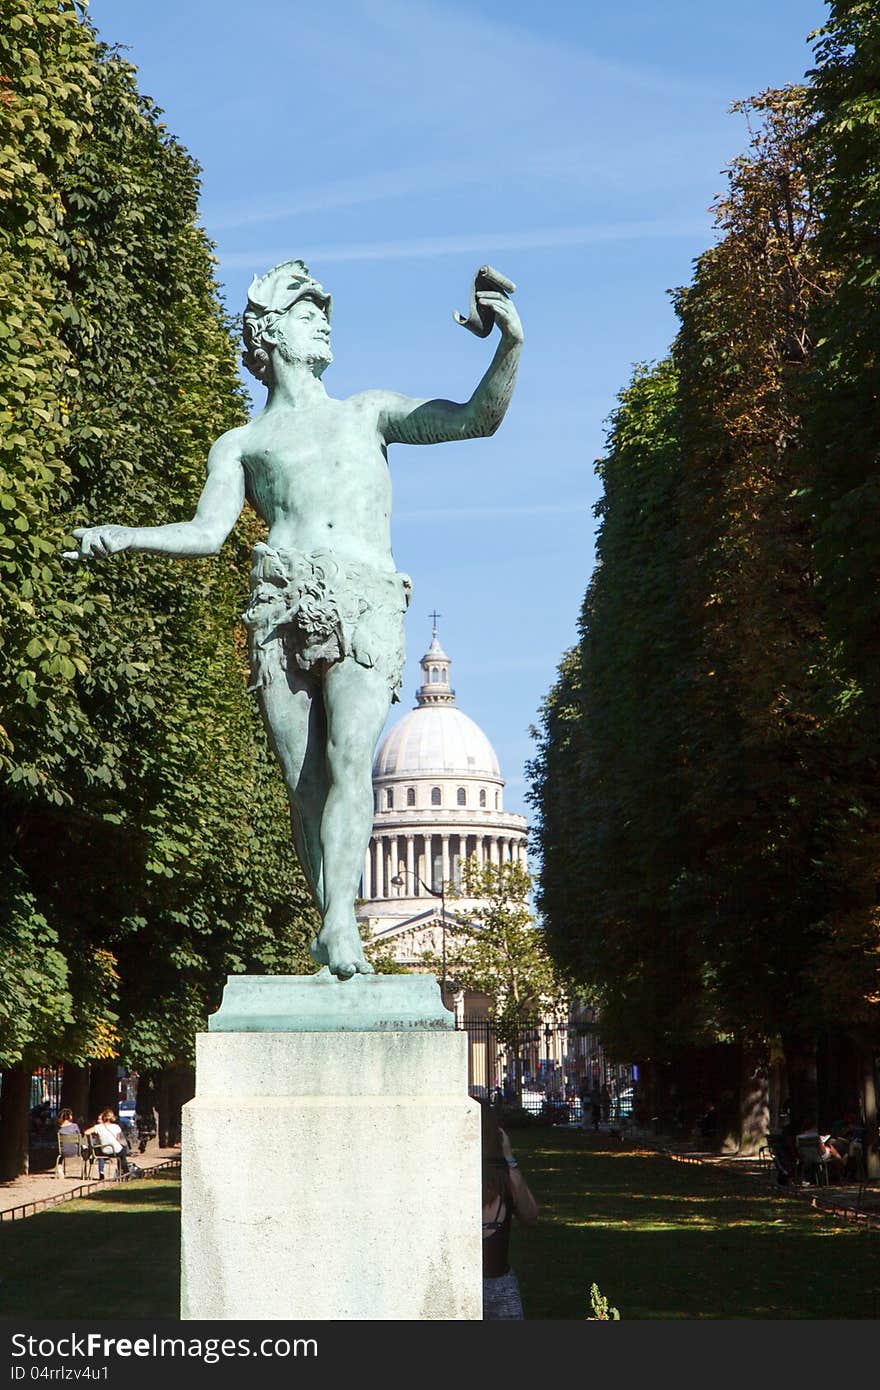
(242, 543, 412, 701)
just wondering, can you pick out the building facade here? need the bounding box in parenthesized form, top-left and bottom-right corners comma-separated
(356, 626, 631, 1113)
(357, 625, 528, 975)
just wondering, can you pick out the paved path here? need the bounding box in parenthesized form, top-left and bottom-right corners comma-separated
(0, 1141, 181, 1220)
(657, 1140, 880, 1228)
(562, 1122, 880, 1227)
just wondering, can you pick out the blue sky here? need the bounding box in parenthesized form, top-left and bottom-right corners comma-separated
(87, 0, 827, 819)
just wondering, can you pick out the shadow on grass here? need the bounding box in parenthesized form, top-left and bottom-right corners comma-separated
(0, 1178, 181, 1319)
(510, 1130, 880, 1320)
(2, 1136, 878, 1321)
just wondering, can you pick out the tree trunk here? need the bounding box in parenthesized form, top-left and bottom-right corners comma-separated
(817, 1029, 857, 1127)
(767, 1038, 785, 1131)
(780, 1031, 818, 1131)
(737, 1045, 769, 1155)
(0, 1063, 31, 1182)
(60, 1063, 90, 1128)
(858, 1045, 879, 1180)
(87, 1060, 119, 1121)
(157, 1063, 195, 1147)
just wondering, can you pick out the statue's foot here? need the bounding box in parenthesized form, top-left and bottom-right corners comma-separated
(310, 935, 330, 967)
(310, 925, 375, 981)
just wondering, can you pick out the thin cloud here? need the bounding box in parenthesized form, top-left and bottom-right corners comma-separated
(205, 162, 484, 231)
(359, 0, 726, 104)
(221, 217, 709, 270)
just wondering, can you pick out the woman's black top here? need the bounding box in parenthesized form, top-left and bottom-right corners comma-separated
(482, 1191, 513, 1278)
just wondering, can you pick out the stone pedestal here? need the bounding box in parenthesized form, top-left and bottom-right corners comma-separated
(180, 972, 481, 1320)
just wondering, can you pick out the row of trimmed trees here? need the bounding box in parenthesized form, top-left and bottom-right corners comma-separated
(0, 1, 316, 1178)
(529, 3, 879, 1163)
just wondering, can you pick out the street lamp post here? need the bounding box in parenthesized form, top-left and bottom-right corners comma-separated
(390, 868, 447, 999)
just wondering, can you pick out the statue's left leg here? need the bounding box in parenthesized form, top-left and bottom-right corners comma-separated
(313, 658, 392, 979)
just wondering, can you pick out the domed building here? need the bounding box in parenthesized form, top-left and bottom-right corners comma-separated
(357, 624, 528, 978)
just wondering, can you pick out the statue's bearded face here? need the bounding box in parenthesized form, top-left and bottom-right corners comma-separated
(273, 296, 333, 375)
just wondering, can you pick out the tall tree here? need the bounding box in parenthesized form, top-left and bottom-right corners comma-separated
(803, 2, 880, 1169)
(0, 1, 315, 1175)
(670, 87, 837, 1064)
(422, 860, 569, 1035)
(529, 360, 710, 1062)
(531, 87, 865, 1139)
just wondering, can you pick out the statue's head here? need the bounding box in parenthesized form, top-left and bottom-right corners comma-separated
(242, 260, 333, 383)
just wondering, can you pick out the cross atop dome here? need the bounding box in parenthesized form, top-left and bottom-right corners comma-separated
(416, 618, 455, 706)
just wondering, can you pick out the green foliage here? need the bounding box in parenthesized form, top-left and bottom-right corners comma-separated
(806, 2, 880, 713)
(529, 360, 709, 1057)
(420, 859, 569, 1035)
(586, 1282, 620, 1320)
(0, 1, 316, 1070)
(668, 87, 842, 1040)
(359, 919, 409, 975)
(801, 2, 880, 1014)
(530, 80, 880, 1071)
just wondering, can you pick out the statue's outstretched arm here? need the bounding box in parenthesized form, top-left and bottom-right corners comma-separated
(68, 428, 247, 561)
(372, 290, 523, 447)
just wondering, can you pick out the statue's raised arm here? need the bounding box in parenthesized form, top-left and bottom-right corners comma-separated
(68, 426, 247, 561)
(369, 265, 523, 447)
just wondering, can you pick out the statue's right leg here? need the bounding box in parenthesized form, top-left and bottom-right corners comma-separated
(256, 667, 327, 910)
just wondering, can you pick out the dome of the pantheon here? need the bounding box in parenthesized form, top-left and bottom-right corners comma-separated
(373, 698, 501, 784)
(360, 623, 528, 933)
(372, 630, 502, 798)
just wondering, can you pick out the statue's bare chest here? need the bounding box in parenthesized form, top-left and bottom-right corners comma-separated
(241, 399, 388, 522)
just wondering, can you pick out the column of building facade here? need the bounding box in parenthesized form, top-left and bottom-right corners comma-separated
(441, 834, 450, 887)
(395, 833, 405, 894)
(363, 843, 372, 900)
(405, 834, 415, 893)
(384, 834, 395, 899)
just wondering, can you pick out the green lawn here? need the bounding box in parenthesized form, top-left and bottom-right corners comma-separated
(0, 1178, 181, 1319)
(510, 1129, 880, 1319)
(1, 1137, 877, 1320)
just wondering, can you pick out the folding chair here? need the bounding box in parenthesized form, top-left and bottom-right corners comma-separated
(763, 1133, 796, 1187)
(796, 1135, 829, 1186)
(54, 1131, 86, 1179)
(84, 1133, 122, 1181)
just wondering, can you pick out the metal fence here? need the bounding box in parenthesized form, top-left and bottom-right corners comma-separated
(29, 1065, 63, 1112)
(456, 1016, 633, 1122)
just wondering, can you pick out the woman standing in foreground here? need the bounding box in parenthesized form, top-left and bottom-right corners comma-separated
(481, 1103, 539, 1319)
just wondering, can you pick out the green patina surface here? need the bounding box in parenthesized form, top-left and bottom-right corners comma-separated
(70, 261, 522, 982)
(208, 969, 453, 1031)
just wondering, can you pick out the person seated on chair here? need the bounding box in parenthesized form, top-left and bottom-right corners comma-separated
(832, 1113, 866, 1178)
(84, 1109, 131, 1179)
(796, 1123, 846, 1183)
(54, 1108, 81, 1177)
